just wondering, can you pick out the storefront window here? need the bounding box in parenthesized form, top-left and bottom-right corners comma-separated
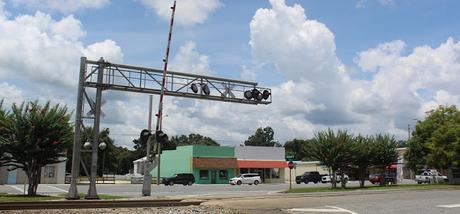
(219, 170, 228, 179)
(200, 170, 209, 180)
(271, 168, 280, 178)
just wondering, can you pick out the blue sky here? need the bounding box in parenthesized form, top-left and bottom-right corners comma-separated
(1, 0, 460, 147)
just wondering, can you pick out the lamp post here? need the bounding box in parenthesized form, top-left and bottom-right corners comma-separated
(99, 142, 107, 180)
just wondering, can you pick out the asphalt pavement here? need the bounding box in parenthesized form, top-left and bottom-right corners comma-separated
(205, 188, 460, 214)
(0, 180, 417, 198)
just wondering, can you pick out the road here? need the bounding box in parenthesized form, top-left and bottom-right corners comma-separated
(205, 189, 460, 214)
(2, 182, 459, 213)
(0, 180, 416, 198)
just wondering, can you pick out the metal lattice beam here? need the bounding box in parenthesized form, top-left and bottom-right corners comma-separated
(83, 59, 272, 105)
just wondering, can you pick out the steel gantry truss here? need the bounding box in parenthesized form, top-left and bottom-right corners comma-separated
(67, 57, 272, 199)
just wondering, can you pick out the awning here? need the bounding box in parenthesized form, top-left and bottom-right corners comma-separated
(193, 157, 238, 168)
(237, 160, 288, 168)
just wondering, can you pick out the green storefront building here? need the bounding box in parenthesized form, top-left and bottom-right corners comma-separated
(151, 145, 237, 184)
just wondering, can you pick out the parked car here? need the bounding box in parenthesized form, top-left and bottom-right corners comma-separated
(321, 173, 349, 183)
(369, 173, 396, 185)
(295, 171, 322, 184)
(229, 173, 261, 185)
(415, 169, 448, 184)
(162, 173, 195, 186)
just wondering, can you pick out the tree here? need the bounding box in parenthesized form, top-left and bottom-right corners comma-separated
(170, 133, 220, 147)
(350, 135, 374, 188)
(406, 105, 460, 171)
(0, 101, 73, 195)
(310, 129, 353, 189)
(0, 100, 8, 167)
(284, 139, 314, 161)
(371, 134, 398, 186)
(244, 127, 281, 147)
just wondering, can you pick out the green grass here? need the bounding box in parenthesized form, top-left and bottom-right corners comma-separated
(57, 193, 126, 200)
(284, 183, 460, 193)
(0, 193, 62, 202)
(0, 192, 126, 202)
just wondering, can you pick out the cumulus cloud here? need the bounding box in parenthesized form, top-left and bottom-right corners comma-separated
(10, 0, 110, 13)
(355, 40, 406, 72)
(0, 11, 123, 89)
(354, 37, 460, 130)
(170, 41, 211, 75)
(138, 0, 222, 27)
(0, 82, 24, 106)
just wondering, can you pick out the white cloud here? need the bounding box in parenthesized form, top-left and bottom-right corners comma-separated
(0, 11, 123, 89)
(83, 40, 124, 63)
(138, 0, 222, 27)
(11, 0, 110, 13)
(0, 82, 24, 106)
(355, 40, 406, 72)
(170, 41, 211, 75)
(353, 37, 460, 131)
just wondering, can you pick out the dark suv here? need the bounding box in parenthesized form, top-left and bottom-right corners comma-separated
(296, 171, 322, 184)
(162, 173, 195, 186)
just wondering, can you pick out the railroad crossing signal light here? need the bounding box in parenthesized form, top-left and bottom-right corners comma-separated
(244, 88, 270, 101)
(190, 83, 210, 95)
(262, 90, 271, 100)
(190, 83, 198, 93)
(139, 129, 151, 145)
(244, 90, 253, 100)
(202, 84, 210, 95)
(155, 130, 169, 144)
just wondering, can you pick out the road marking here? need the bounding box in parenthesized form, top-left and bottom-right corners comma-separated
(45, 185, 67, 193)
(6, 185, 24, 193)
(288, 206, 357, 214)
(437, 204, 460, 208)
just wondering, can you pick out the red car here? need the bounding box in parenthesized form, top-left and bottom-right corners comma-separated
(369, 174, 396, 185)
(369, 174, 383, 184)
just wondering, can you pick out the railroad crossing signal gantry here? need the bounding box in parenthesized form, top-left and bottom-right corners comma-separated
(67, 57, 272, 199)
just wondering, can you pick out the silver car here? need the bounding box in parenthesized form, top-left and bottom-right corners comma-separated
(229, 173, 261, 185)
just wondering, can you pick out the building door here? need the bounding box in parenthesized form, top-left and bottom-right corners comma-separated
(7, 170, 17, 184)
(210, 170, 217, 184)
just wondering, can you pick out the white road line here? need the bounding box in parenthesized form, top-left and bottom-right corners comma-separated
(45, 185, 67, 193)
(288, 206, 358, 214)
(6, 185, 24, 193)
(437, 204, 460, 208)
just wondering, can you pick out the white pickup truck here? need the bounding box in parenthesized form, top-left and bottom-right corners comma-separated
(415, 170, 448, 184)
(321, 174, 349, 183)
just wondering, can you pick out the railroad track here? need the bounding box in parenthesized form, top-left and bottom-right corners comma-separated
(0, 199, 204, 210)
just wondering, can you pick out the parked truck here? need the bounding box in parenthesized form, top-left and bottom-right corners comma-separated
(415, 169, 448, 184)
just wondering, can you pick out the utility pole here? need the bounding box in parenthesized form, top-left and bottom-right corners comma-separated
(408, 124, 411, 141)
(142, 95, 153, 196)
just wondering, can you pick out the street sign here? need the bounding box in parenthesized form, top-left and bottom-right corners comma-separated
(288, 161, 295, 169)
(286, 155, 294, 161)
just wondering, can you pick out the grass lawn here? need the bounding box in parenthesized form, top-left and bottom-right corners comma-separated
(0, 192, 126, 202)
(284, 183, 460, 193)
(0, 193, 62, 202)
